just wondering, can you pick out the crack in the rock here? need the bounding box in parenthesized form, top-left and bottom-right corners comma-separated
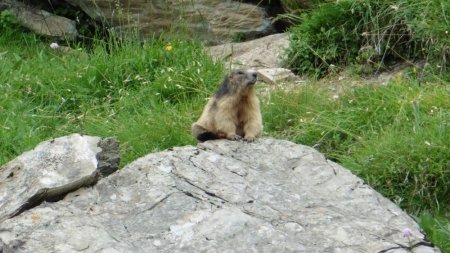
(325, 159, 338, 176)
(187, 150, 248, 178)
(135, 193, 175, 216)
(377, 241, 434, 253)
(185, 188, 222, 207)
(172, 183, 222, 208)
(182, 177, 229, 204)
(167, 155, 230, 205)
(187, 155, 214, 177)
(229, 170, 245, 178)
(241, 201, 286, 224)
(242, 203, 319, 232)
(179, 190, 202, 201)
(241, 209, 274, 222)
(6, 171, 101, 221)
(4, 138, 120, 222)
(169, 169, 229, 204)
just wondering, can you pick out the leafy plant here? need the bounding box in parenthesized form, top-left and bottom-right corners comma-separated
(0, 10, 19, 30)
(415, 212, 450, 253)
(286, 1, 363, 77)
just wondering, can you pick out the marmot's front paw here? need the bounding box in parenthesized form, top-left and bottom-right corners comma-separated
(228, 135, 243, 141)
(244, 136, 256, 142)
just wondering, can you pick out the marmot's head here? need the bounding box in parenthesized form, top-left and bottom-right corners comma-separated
(216, 69, 257, 97)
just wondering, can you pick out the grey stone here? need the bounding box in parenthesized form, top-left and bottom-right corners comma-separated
(206, 33, 290, 69)
(0, 138, 440, 252)
(257, 67, 300, 85)
(1, 0, 77, 39)
(2, 0, 274, 43)
(0, 134, 120, 222)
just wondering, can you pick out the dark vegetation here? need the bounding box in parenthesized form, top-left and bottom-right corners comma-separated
(286, 0, 449, 79)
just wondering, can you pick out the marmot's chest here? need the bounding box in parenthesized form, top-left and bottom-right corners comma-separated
(236, 96, 250, 119)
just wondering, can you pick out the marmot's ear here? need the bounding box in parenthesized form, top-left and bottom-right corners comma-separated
(215, 75, 230, 98)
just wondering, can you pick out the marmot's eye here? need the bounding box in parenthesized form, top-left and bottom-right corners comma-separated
(237, 71, 244, 75)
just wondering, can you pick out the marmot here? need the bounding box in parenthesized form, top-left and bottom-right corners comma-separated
(192, 69, 263, 142)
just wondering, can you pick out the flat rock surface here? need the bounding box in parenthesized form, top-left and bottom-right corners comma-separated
(257, 67, 301, 85)
(207, 33, 289, 69)
(0, 138, 440, 253)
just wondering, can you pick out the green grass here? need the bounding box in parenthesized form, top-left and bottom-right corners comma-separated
(0, 23, 449, 252)
(0, 27, 224, 166)
(416, 211, 450, 251)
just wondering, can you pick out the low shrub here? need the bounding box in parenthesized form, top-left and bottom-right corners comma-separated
(286, 1, 361, 77)
(286, 0, 449, 78)
(0, 10, 19, 30)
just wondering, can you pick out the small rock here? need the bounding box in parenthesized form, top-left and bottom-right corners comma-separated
(207, 33, 290, 69)
(257, 68, 299, 85)
(0, 134, 120, 222)
(3, 0, 77, 39)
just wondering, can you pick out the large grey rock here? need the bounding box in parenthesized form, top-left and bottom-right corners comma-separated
(0, 138, 440, 252)
(67, 0, 274, 44)
(2, 0, 273, 43)
(0, 134, 119, 223)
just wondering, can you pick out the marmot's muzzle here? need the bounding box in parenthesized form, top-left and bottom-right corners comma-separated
(247, 72, 257, 86)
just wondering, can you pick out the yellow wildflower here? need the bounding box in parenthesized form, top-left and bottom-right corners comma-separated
(164, 44, 173, 51)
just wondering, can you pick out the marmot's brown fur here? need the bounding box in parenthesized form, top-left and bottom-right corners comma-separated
(192, 69, 262, 142)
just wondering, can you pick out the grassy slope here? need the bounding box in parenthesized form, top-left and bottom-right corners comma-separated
(0, 30, 448, 251)
(0, 29, 223, 166)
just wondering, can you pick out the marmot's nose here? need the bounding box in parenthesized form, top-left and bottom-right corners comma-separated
(252, 72, 257, 78)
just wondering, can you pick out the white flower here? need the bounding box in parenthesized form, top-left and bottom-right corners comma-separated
(402, 228, 413, 238)
(390, 5, 399, 11)
(50, 43, 60, 49)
